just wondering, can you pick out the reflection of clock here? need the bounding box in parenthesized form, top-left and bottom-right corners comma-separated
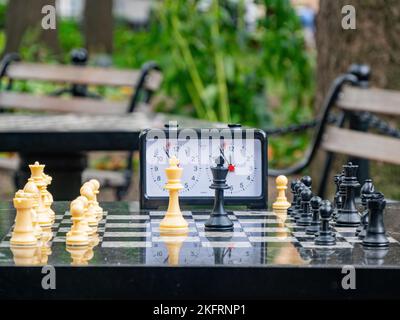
(139, 124, 268, 209)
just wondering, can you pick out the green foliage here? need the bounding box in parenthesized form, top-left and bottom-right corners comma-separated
(1, 0, 315, 167)
(126, 0, 315, 166)
(0, 2, 6, 29)
(58, 19, 84, 57)
(115, 0, 314, 133)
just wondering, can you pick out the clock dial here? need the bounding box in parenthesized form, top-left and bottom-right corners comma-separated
(208, 138, 262, 196)
(147, 138, 202, 195)
(143, 129, 265, 204)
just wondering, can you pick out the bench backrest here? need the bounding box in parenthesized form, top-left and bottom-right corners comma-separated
(5, 62, 163, 91)
(321, 86, 400, 165)
(0, 59, 163, 114)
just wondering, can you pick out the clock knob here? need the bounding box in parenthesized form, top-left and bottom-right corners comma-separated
(228, 124, 242, 129)
(165, 123, 179, 129)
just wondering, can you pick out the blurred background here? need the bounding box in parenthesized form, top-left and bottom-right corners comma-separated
(0, 0, 398, 201)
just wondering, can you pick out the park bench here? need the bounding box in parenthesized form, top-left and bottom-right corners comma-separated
(0, 49, 163, 199)
(269, 64, 400, 197)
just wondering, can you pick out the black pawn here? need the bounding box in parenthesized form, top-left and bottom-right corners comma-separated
(332, 174, 341, 219)
(205, 156, 234, 231)
(362, 192, 389, 248)
(287, 179, 299, 216)
(357, 179, 375, 238)
(334, 170, 346, 221)
(315, 200, 336, 246)
(335, 162, 361, 227)
(301, 176, 312, 190)
(298, 188, 313, 226)
(306, 196, 322, 235)
(294, 183, 306, 221)
(290, 182, 302, 219)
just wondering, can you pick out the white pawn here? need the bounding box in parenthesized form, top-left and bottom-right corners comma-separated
(87, 179, 104, 222)
(24, 180, 51, 232)
(80, 184, 98, 233)
(74, 196, 94, 237)
(42, 173, 55, 223)
(11, 193, 37, 246)
(272, 175, 291, 222)
(66, 201, 89, 246)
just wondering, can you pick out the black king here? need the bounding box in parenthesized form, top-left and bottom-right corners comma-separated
(205, 156, 234, 231)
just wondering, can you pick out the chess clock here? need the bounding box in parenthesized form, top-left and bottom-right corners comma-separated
(139, 124, 268, 209)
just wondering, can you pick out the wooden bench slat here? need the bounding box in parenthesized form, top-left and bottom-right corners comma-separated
(322, 125, 400, 165)
(6, 63, 162, 90)
(0, 92, 130, 114)
(338, 86, 400, 116)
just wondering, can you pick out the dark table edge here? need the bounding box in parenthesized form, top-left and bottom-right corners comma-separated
(0, 265, 400, 299)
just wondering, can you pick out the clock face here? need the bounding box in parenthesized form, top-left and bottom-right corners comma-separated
(145, 135, 263, 198)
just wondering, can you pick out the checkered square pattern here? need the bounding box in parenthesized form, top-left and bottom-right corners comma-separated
(1, 210, 397, 249)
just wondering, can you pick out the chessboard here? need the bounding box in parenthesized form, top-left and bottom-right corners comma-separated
(2, 202, 400, 300)
(1, 208, 398, 251)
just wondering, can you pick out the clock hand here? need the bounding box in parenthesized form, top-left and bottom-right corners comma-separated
(219, 147, 229, 164)
(163, 147, 170, 159)
(220, 147, 235, 172)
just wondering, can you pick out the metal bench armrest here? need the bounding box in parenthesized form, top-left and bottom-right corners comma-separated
(268, 72, 360, 177)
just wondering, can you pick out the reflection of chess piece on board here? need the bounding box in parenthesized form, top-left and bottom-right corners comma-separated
(10, 245, 39, 266)
(11, 194, 37, 246)
(66, 244, 90, 266)
(67, 230, 98, 266)
(159, 230, 188, 266)
(80, 184, 99, 233)
(363, 248, 389, 266)
(273, 245, 305, 265)
(160, 156, 189, 233)
(272, 175, 291, 222)
(205, 230, 233, 264)
(66, 200, 89, 246)
(205, 156, 233, 231)
(37, 239, 52, 265)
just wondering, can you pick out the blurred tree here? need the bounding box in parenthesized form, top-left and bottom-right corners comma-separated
(2, 0, 60, 57)
(84, 0, 114, 54)
(316, 0, 400, 105)
(315, 0, 400, 198)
